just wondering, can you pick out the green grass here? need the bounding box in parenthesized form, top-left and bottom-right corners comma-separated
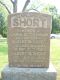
(50, 39, 60, 80)
(0, 39, 60, 80)
(0, 40, 8, 71)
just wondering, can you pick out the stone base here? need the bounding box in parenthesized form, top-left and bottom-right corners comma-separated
(1, 64, 57, 80)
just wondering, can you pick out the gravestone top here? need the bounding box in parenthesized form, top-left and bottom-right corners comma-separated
(8, 12, 52, 68)
(8, 12, 51, 29)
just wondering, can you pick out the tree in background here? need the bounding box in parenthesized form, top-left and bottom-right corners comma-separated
(0, 0, 30, 13)
(0, 13, 7, 37)
(0, 0, 30, 37)
(26, 0, 42, 12)
(42, 4, 60, 33)
(0, 0, 18, 13)
(0, 0, 60, 37)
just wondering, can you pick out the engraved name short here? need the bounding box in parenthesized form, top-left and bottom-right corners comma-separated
(8, 12, 51, 68)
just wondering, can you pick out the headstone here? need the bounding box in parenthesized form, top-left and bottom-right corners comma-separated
(1, 64, 57, 80)
(1, 12, 57, 80)
(8, 12, 51, 68)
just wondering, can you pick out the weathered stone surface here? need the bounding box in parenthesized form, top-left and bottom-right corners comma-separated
(1, 64, 57, 80)
(8, 12, 52, 68)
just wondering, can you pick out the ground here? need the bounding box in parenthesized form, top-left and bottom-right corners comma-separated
(0, 39, 60, 80)
(50, 39, 60, 80)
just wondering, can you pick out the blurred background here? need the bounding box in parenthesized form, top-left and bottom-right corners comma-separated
(0, 0, 60, 80)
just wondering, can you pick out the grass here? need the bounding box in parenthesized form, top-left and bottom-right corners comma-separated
(0, 39, 60, 80)
(0, 40, 8, 72)
(50, 39, 60, 80)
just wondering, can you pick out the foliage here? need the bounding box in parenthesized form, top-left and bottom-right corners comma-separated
(26, 2, 60, 33)
(52, 16, 60, 33)
(42, 4, 60, 33)
(42, 4, 57, 15)
(0, 0, 16, 13)
(0, 0, 30, 13)
(0, 0, 30, 38)
(0, 1, 60, 36)
(26, 0, 43, 12)
(0, 13, 7, 37)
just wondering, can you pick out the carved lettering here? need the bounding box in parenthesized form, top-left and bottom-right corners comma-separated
(11, 15, 48, 28)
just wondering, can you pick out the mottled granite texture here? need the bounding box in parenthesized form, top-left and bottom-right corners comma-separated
(1, 64, 57, 80)
(8, 12, 52, 68)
